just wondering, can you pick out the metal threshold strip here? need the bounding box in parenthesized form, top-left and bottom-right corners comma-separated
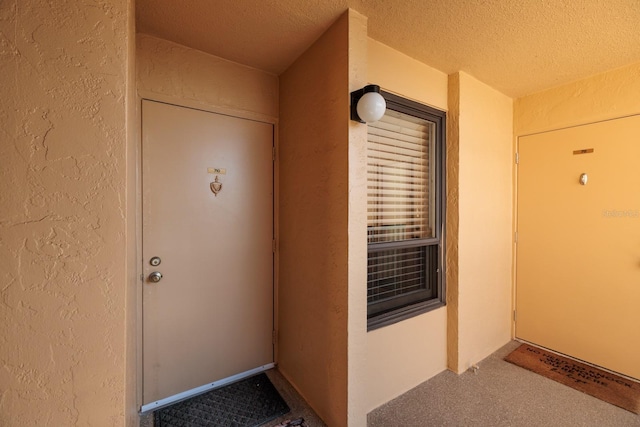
(140, 363, 276, 414)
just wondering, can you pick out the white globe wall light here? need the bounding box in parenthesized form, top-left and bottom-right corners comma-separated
(350, 84, 386, 123)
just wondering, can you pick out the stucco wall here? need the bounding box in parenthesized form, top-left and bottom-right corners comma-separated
(0, 0, 133, 425)
(365, 38, 449, 411)
(278, 12, 352, 427)
(347, 11, 369, 427)
(450, 72, 513, 372)
(446, 73, 461, 372)
(514, 61, 640, 135)
(368, 39, 448, 110)
(136, 34, 278, 121)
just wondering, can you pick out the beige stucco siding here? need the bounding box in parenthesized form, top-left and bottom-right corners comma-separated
(0, 0, 133, 424)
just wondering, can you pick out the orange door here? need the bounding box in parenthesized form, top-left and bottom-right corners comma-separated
(516, 115, 640, 380)
(141, 100, 275, 409)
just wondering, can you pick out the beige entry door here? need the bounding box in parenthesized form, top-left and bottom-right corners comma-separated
(141, 100, 275, 409)
(516, 115, 640, 380)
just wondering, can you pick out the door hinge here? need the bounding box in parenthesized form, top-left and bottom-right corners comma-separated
(514, 231, 518, 243)
(272, 147, 276, 161)
(272, 330, 277, 345)
(513, 310, 517, 322)
(272, 239, 276, 252)
(515, 152, 519, 164)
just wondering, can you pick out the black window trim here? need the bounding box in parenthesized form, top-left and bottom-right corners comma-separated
(367, 91, 447, 331)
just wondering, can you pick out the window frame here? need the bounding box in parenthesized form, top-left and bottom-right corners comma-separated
(367, 91, 447, 331)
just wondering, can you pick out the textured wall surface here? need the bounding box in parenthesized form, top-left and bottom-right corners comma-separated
(365, 38, 449, 412)
(514, 61, 640, 135)
(346, 11, 368, 427)
(367, 38, 448, 110)
(278, 12, 350, 427)
(446, 73, 461, 373)
(137, 34, 278, 121)
(455, 72, 513, 372)
(0, 0, 131, 424)
(136, 0, 640, 98)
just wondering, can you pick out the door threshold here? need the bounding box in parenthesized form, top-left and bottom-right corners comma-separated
(140, 363, 276, 414)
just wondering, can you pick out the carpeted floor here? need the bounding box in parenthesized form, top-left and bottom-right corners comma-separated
(142, 341, 639, 426)
(368, 341, 640, 426)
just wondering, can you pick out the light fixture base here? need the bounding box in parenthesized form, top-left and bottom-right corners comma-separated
(350, 84, 385, 123)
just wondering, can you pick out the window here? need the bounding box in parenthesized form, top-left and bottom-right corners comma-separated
(367, 92, 446, 330)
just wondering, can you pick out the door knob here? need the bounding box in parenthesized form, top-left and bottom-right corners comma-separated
(149, 271, 163, 283)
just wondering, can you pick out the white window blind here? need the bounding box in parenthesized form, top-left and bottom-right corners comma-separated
(367, 110, 434, 244)
(367, 246, 427, 304)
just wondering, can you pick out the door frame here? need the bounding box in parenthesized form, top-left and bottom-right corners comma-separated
(133, 92, 280, 413)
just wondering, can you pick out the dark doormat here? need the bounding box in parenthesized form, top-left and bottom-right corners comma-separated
(154, 373, 290, 427)
(505, 343, 640, 414)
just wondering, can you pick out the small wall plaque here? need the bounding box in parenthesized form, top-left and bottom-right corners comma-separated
(573, 148, 594, 155)
(207, 167, 227, 175)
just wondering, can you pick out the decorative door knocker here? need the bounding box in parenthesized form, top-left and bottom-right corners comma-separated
(579, 173, 588, 186)
(210, 175, 223, 196)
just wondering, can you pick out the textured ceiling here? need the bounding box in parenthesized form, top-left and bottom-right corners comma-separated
(136, 0, 640, 97)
